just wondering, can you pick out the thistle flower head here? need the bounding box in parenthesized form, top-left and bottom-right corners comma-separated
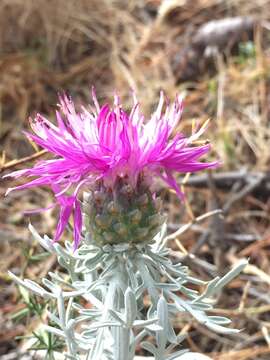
(6, 89, 218, 248)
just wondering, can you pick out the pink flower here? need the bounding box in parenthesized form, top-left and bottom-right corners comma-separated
(5, 90, 218, 248)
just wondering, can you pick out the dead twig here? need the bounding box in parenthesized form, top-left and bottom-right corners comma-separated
(0, 150, 47, 174)
(180, 170, 268, 192)
(223, 173, 265, 214)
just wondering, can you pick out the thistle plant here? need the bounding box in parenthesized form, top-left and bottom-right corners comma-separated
(6, 90, 247, 360)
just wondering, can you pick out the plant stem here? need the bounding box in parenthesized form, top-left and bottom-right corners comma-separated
(112, 263, 132, 360)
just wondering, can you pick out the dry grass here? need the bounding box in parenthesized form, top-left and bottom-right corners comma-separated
(1, 0, 270, 359)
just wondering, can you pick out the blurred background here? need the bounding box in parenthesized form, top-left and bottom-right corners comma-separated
(1, 0, 270, 359)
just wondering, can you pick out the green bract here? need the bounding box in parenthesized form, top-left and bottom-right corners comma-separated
(84, 179, 165, 246)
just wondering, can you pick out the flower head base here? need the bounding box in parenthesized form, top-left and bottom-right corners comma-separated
(6, 89, 218, 248)
(84, 176, 165, 246)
